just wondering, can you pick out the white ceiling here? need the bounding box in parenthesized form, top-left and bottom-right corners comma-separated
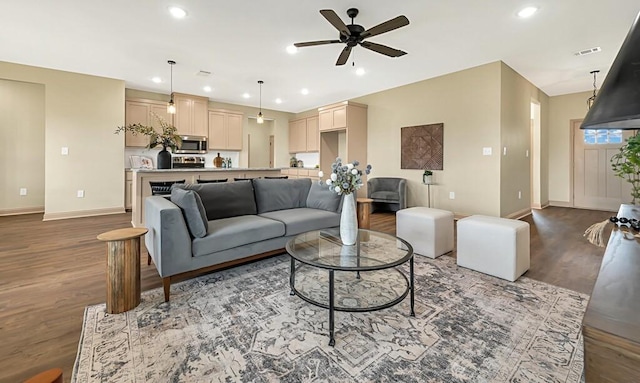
(1, 0, 639, 113)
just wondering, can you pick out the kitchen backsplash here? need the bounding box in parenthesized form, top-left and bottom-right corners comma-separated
(125, 148, 240, 169)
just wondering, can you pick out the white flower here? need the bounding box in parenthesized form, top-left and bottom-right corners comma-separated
(330, 173, 337, 181)
(334, 186, 341, 193)
(325, 179, 332, 185)
(318, 171, 324, 178)
(351, 169, 358, 175)
(347, 163, 354, 169)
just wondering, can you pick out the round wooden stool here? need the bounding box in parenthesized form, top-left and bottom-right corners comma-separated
(356, 197, 374, 229)
(97, 228, 148, 314)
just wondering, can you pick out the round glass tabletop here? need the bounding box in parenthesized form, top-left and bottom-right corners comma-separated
(285, 228, 413, 271)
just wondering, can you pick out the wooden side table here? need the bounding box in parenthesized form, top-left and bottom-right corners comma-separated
(356, 198, 374, 229)
(97, 227, 148, 314)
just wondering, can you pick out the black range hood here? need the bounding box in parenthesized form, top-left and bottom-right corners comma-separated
(581, 12, 640, 130)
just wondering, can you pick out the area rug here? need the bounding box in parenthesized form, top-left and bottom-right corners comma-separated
(72, 254, 587, 382)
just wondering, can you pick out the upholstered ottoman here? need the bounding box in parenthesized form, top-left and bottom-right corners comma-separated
(396, 207, 454, 258)
(456, 215, 530, 281)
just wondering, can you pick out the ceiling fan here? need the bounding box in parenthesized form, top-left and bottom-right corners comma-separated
(294, 8, 410, 66)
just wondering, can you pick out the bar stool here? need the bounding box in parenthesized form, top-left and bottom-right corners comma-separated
(149, 180, 185, 196)
(264, 176, 289, 179)
(234, 177, 258, 181)
(197, 178, 228, 183)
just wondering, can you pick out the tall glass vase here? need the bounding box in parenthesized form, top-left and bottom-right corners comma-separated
(340, 194, 358, 245)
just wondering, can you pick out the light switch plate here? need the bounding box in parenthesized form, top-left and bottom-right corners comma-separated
(77, 190, 84, 198)
(20, 188, 27, 196)
(61, 147, 69, 155)
(482, 147, 492, 156)
(449, 191, 455, 199)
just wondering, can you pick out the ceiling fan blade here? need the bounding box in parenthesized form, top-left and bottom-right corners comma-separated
(360, 15, 409, 39)
(320, 9, 351, 37)
(336, 46, 353, 66)
(294, 40, 342, 48)
(360, 41, 407, 57)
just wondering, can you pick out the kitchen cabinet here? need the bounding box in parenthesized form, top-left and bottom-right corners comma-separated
(281, 168, 321, 181)
(124, 99, 173, 147)
(173, 93, 208, 137)
(288, 115, 319, 153)
(208, 109, 243, 151)
(319, 104, 347, 132)
(125, 170, 133, 210)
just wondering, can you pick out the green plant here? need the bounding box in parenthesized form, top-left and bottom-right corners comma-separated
(423, 170, 433, 176)
(115, 112, 182, 152)
(611, 132, 640, 204)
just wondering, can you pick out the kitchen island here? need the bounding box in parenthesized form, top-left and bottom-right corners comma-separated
(130, 168, 283, 227)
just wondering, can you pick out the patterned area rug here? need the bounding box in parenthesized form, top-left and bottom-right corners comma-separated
(73, 255, 587, 382)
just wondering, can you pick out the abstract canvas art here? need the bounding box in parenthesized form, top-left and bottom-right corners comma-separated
(401, 123, 444, 170)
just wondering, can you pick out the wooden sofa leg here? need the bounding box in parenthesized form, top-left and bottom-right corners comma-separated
(147, 254, 152, 265)
(163, 277, 171, 302)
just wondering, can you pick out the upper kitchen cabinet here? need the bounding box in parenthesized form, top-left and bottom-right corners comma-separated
(172, 93, 208, 137)
(208, 109, 243, 151)
(318, 104, 348, 132)
(289, 115, 319, 153)
(124, 99, 173, 147)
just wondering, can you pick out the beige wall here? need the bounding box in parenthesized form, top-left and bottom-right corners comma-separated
(0, 61, 125, 219)
(125, 89, 294, 169)
(548, 91, 590, 204)
(0, 79, 45, 214)
(353, 62, 503, 216)
(499, 62, 549, 217)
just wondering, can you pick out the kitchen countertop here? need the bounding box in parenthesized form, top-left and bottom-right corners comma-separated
(131, 167, 284, 173)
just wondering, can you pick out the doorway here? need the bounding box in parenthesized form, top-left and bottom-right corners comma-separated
(572, 120, 630, 211)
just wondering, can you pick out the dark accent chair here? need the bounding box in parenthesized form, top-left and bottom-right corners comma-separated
(149, 180, 185, 196)
(197, 178, 228, 183)
(264, 176, 289, 179)
(367, 177, 407, 213)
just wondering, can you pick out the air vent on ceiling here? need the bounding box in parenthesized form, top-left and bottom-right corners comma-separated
(574, 47, 601, 56)
(196, 70, 211, 76)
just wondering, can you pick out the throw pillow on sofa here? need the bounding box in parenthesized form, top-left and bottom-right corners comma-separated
(306, 181, 342, 212)
(173, 182, 258, 220)
(170, 188, 208, 238)
(253, 178, 312, 214)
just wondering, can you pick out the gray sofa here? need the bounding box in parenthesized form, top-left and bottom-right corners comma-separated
(144, 178, 343, 301)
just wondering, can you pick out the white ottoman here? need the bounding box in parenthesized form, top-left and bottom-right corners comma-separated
(396, 207, 454, 258)
(456, 215, 530, 282)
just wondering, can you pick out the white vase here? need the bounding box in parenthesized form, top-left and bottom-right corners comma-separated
(340, 194, 358, 245)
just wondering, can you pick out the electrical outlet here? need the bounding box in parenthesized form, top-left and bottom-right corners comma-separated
(19, 188, 27, 196)
(482, 147, 492, 156)
(503, 147, 507, 155)
(518, 190, 522, 199)
(449, 191, 455, 200)
(77, 190, 84, 198)
(61, 147, 69, 155)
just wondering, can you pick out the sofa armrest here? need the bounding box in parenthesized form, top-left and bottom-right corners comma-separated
(144, 196, 192, 278)
(398, 179, 407, 209)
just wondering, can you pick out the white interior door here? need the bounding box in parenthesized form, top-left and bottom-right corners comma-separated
(573, 120, 630, 211)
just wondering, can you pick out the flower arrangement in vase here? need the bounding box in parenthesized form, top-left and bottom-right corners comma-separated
(318, 158, 372, 245)
(115, 112, 182, 169)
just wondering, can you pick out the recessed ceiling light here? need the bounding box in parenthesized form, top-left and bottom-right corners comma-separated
(203, 86, 212, 92)
(355, 68, 366, 76)
(517, 6, 538, 18)
(151, 77, 162, 83)
(169, 6, 187, 19)
(242, 93, 250, 99)
(275, 98, 283, 104)
(301, 88, 309, 95)
(286, 45, 298, 54)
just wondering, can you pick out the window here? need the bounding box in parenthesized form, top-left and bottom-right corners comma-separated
(583, 129, 623, 144)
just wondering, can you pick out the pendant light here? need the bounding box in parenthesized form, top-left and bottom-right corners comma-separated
(167, 60, 176, 114)
(257, 80, 264, 124)
(587, 70, 600, 110)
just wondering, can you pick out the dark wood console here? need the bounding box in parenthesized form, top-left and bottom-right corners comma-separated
(582, 204, 640, 382)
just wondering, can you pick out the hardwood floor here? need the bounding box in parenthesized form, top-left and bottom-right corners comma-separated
(0, 207, 610, 383)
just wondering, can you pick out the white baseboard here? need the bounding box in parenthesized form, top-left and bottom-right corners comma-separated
(505, 208, 532, 220)
(0, 206, 45, 216)
(43, 207, 125, 221)
(549, 200, 573, 208)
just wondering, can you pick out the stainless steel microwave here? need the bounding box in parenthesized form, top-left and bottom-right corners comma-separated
(176, 135, 207, 154)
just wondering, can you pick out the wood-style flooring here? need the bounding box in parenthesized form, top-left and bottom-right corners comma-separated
(0, 207, 611, 383)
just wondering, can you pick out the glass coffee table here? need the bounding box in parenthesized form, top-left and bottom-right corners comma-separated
(286, 228, 414, 346)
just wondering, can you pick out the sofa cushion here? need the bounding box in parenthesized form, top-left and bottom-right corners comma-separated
(259, 208, 340, 236)
(371, 191, 399, 202)
(252, 178, 312, 214)
(170, 188, 208, 238)
(191, 215, 285, 257)
(173, 182, 257, 220)
(306, 181, 342, 212)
